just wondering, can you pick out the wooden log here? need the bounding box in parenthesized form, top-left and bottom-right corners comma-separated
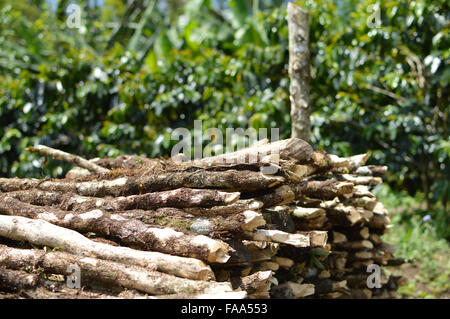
(311, 151, 333, 169)
(119, 208, 264, 236)
(64, 155, 161, 176)
(0, 196, 231, 264)
(0, 277, 122, 299)
(240, 211, 266, 231)
(0, 190, 65, 207)
(0, 244, 233, 295)
(323, 292, 343, 299)
(350, 288, 372, 299)
(242, 241, 280, 263)
(271, 282, 315, 299)
(287, 151, 332, 181)
(293, 216, 326, 231)
(4, 188, 241, 212)
(67, 188, 241, 211)
(0, 214, 218, 280)
(328, 253, 348, 271)
(368, 213, 391, 230)
(0, 169, 284, 195)
(318, 197, 340, 209)
(255, 185, 295, 208)
(358, 208, 374, 223)
(350, 260, 375, 269)
(355, 165, 388, 176)
(276, 245, 317, 263)
(66, 166, 93, 179)
(353, 251, 374, 260)
(290, 206, 327, 230)
(331, 231, 347, 244)
(309, 231, 329, 247)
(318, 270, 331, 279)
(334, 174, 382, 186)
(295, 197, 324, 207)
(0, 267, 39, 292)
(334, 240, 374, 251)
(262, 206, 296, 233)
(273, 257, 294, 269)
(326, 204, 364, 226)
(291, 206, 325, 220)
(359, 227, 370, 239)
(372, 201, 389, 215)
(247, 229, 327, 248)
(172, 152, 282, 173)
(309, 279, 349, 295)
(254, 261, 279, 272)
(184, 199, 263, 216)
(288, 164, 317, 181)
(291, 180, 353, 200)
(379, 242, 397, 255)
(335, 226, 370, 240)
(26, 145, 110, 175)
(248, 230, 307, 247)
(369, 233, 383, 245)
(352, 185, 376, 198)
(91, 155, 162, 170)
(345, 196, 377, 211)
(332, 153, 370, 173)
(247, 291, 271, 299)
(328, 154, 349, 168)
(238, 271, 273, 295)
(187, 138, 314, 166)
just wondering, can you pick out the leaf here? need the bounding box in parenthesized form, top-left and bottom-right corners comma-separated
(228, 0, 251, 28)
(312, 256, 326, 270)
(155, 31, 173, 57)
(439, 67, 450, 86)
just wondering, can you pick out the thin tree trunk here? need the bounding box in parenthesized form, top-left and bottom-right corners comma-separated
(288, 3, 311, 143)
(26, 145, 110, 174)
(0, 169, 284, 195)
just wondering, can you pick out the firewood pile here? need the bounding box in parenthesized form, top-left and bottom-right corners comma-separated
(0, 138, 406, 299)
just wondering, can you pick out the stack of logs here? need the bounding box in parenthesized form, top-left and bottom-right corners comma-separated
(0, 138, 405, 299)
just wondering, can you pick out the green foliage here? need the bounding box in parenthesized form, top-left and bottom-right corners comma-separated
(0, 0, 448, 211)
(376, 184, 449, 298)
(390, 214, 449, 299)
(375, 183, 449, 240)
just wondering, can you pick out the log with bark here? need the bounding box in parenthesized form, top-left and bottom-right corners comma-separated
(0, 137, 402, 299)
(0, 244, 233, 295)
(0, 215, 218, 280)
(0, 199, 231, 264)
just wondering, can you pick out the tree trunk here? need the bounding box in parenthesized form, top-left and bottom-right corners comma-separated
(288, 3, 311, 143)
(26, 145, 110, 174)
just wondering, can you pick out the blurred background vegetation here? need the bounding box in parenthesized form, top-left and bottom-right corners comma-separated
(0, 0, 448, 297)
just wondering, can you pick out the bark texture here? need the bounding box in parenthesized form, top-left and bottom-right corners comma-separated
(288, 3, 311, 142)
